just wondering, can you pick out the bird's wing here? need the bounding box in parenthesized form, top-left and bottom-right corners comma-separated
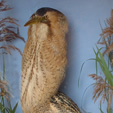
(50, 91, 81, 113)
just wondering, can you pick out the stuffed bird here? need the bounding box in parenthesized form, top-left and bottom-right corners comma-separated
(21, 7, 81, 113)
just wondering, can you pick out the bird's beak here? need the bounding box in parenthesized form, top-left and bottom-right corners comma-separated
(24, 16, 46, 26)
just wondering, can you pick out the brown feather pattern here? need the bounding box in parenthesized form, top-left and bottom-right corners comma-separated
(21, 8, 81, 113)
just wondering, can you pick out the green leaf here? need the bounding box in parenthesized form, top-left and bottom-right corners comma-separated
(8, 101, 12, 111)
(7, 101, 18, 113)
(12, 102, 18, 113)
(1, 96, 5, 113)
(78, 60, 86, 87)
(78, 58, 97, 87)
(99, 103, 104, 113)
(3, 56, 5, 80)
(107, 108, 112, 113)
(94, 46, 113, 87)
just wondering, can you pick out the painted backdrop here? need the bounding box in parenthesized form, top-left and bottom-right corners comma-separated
(1, 0, 113, 113)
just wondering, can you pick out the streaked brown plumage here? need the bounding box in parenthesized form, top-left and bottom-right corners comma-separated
(21, 7, 81, 113)
(50, 91, 81, 113)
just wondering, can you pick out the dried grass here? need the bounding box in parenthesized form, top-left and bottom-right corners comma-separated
(0, 79, 10, 100)
(0, 0, 25, 55)
(98, 10, 113, 64)
(0, 0, 11, 12)
(89, 74, 113, 110)
(0, 0, 24, 101)
(100, 10, 113, 39)
(89, 9, 113, 111)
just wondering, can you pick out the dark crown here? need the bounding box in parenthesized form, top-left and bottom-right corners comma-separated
(36, 7, 63, 16)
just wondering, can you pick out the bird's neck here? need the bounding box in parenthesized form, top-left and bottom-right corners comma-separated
(29, 23, 65, 43)
(30, 24, 49, 42)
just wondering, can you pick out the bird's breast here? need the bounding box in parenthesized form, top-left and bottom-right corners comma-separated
(21, 31, 67, 112)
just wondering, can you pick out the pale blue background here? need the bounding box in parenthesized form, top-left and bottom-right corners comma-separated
(1, 0, 113, 113)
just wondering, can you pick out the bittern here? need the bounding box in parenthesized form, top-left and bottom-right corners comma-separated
(21, 7, 81, 113)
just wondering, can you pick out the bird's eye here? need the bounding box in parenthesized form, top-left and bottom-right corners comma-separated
(45, 15, 48, 19)
(31, 14, 36, 18)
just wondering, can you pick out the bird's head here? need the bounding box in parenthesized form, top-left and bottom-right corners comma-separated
(24, 7, 68, 34)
